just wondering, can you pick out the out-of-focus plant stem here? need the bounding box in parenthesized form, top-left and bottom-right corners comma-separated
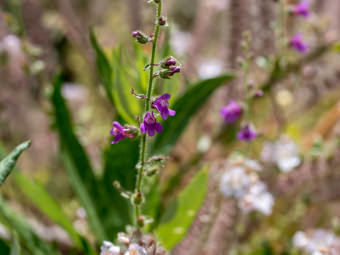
(135, 1, 162, 226)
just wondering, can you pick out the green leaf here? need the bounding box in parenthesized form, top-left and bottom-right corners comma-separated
(13, 172, 83, 249)
(0, 141, 31, 186)
(0, 196, 59, 255)
(90, 29, 114, 104)
(10, 232, 20, 255)
(152, 74, 235, 154)
(51, 74, 107, 241)
(0, 238, 10, 255)
(155, 167, 208, 250)
(111, 47, 143, 124)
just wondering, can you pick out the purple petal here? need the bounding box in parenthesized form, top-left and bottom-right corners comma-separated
(148, 128, 155, 136)
(140, 123, 146, 133)
(155, 122, 163, 133)
(161, 111, 169, 120)
(160, 93, 171, 100)
(168, 109, 176, 116)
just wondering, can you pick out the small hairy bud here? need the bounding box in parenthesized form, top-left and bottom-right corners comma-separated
(158, 16, 166, 26)
(137, 216, 145, 227)
(132, 192, 143, 205)
(160, 56, 177, 69)
(132, 31, 149, 44)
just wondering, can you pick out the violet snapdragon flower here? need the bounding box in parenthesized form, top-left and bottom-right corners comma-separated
(294, 1, 310, 18)
(220, 100, 243, 123)
(110, 121, 134, 144)
(152, 93, 176, 120)
(237, 124, 257, 142)
(290, 34, 308, 53)
(140, 112, 162, 136)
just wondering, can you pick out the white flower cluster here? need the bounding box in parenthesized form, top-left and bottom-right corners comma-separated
(293, 229, 340, 255)
(100, 241, 147, 255)
(219, 157, 274, 215)
(100, 232, 166, 255)
(261, 135, 301, 173)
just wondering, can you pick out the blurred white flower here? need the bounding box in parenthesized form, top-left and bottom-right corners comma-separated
(219, 157, 274, 215)
(100, 241, 120, 255)
(170, 30, 191, 56)
(239, 182, 274, 215)
(124, 243, 147, 255)
(219, 166, 255, 198)
(293, 229, 340, 255)
(197, 59, 224, 79)
(261, 135, 301, 172)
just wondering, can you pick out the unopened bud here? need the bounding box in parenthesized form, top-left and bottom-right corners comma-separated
(132, 31, 149, 44)
(137, 216, 145, 227)
(160, 56, 177, 68)
(254, 90, 264, 98)
(158, 16, 166, 26)
(132, 192, 143, 205)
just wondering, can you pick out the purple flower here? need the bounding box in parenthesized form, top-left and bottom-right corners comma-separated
(294, 1, 309, 18)
(140, 112, 162, 136)
(152, 93, 176, 120)
(237, 124, 257, 142)
(220, 100, 243, 123)
(110, 121, 134, 144)
(290, 34, 308, 53)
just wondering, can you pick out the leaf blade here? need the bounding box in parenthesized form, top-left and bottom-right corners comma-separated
(0, 141, 31, 186)
(155, 167, 208, 250)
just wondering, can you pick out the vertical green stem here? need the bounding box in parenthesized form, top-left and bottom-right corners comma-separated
(135, 1, 162, 225)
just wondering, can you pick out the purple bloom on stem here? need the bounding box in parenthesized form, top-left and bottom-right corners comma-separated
(152, 93, 176, 120)
(140, 112, 162, 136)
(220, 100, 243, 123)
(110, 121, 134, 144)
(290, 34, 308, 53)
(237, 124, 257, 142)
(294, 1, 310, 18)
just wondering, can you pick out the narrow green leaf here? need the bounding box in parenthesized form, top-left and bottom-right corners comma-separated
(0, 141, 31, 186)
(51, 74, 107, 241)
(90, 29, 114, 104)
(152, 74, 235, 154)
(10, 232, 20, 255)
(155, 167, 208, 250)
(112, 47, 143, 124)
(0, 196, 59, 255)
(0, 238, 10, 255)
(14, 172, 83, 249)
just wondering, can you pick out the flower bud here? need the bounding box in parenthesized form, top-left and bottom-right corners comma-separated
(158, 16, 166, 26)
(137, 216, 145, 227)
(160, 56, 177, 68)
(132, 192, 143, 205)
(132, 31, 149, 44)
(254, 90, 264, 98)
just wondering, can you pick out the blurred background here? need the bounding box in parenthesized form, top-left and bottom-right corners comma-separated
(1, 0, 340, 254)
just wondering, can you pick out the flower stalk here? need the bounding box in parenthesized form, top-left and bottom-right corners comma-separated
(135, 0, 163, 226)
